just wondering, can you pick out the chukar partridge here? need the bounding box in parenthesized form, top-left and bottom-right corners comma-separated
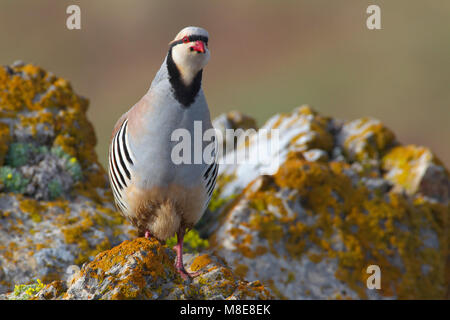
(108, 26, 217, 279)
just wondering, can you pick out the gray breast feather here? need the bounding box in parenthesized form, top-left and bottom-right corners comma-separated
(127, 88, 214, 187)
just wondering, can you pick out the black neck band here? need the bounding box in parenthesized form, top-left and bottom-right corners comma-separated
(166, 48, 202, 107)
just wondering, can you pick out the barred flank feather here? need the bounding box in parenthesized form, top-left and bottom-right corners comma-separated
(108, 119, 134, 213)
(203, 151, 218, 210)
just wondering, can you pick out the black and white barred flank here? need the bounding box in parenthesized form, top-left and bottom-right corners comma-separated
(203, 153, 218, 210)
(108, 119, 134, 213)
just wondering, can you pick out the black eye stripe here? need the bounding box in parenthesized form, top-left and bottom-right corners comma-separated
(170, 35, 209, 48)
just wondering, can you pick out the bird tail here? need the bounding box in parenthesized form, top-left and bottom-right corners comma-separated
(152, 202, 181, 241)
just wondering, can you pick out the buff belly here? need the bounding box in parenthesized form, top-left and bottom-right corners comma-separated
(122, 182, 206, 241)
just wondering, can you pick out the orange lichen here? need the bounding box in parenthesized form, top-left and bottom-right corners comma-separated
(53, 135, 77, 158)
(78, 238, 179, 299)
(234, 264, 249, 279)
(38, 280, 66, 300)
(190, 254, 213, 271)
(19, 198, 43, 223)
(57, 210, 117, 264)
(0, 123, 11, 165)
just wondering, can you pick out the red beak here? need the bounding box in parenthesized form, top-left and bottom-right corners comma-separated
(191, 40, 205, 53)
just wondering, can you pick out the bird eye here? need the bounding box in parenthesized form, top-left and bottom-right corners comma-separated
(182, 36, 190, 44)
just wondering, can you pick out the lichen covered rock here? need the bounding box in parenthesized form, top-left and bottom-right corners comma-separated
(337, 117, 396, 163)
(207, 106, 449, 299)
(0, 62, 135, 293)
(38, 238, 271, 300)
(382, 145, 449, 201)
(213, 110, 259, 155)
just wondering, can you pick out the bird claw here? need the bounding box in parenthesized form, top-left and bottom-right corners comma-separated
(173, 254, 201, 279)
(175, 264, 201, 280)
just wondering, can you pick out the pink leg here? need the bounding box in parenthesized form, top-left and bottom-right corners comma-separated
(173, 228, 201, 280)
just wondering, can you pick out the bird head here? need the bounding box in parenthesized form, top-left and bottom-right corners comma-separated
(169, 26, 210, 85)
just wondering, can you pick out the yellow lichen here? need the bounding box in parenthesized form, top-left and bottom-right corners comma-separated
(19, 198, 43, 223)
(382, 145, 447, 196)
(342, 118, 396, 161)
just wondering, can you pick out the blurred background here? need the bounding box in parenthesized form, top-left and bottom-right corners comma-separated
(0, 0, 449, 167)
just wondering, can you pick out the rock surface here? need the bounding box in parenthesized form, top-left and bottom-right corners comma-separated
(34, 238, 271, 300)
(206, 106, 449, 299)
(212, 110, 258, 156)
(0, 62, 135, 293)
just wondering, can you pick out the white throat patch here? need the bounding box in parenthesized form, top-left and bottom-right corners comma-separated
(171, 43, 210, 86)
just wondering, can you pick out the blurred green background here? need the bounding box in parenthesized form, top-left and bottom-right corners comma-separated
(0, 0, 449, 167)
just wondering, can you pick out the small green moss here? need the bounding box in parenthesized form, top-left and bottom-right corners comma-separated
(66, 156, 82, 181)
(0, 166, 29, 193)
(10, 279, 44, 300)
(37, 145, 49, 154)
(51, 146, 82, 181)
(166, 229, 209, 253)
(50, 145, 67, 159)
(5, 142, 35, 167)
(48, 179, 63, 200)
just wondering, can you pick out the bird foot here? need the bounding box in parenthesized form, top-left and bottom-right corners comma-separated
(173, 247, 201, 279)
(175, 263, 201, 280)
